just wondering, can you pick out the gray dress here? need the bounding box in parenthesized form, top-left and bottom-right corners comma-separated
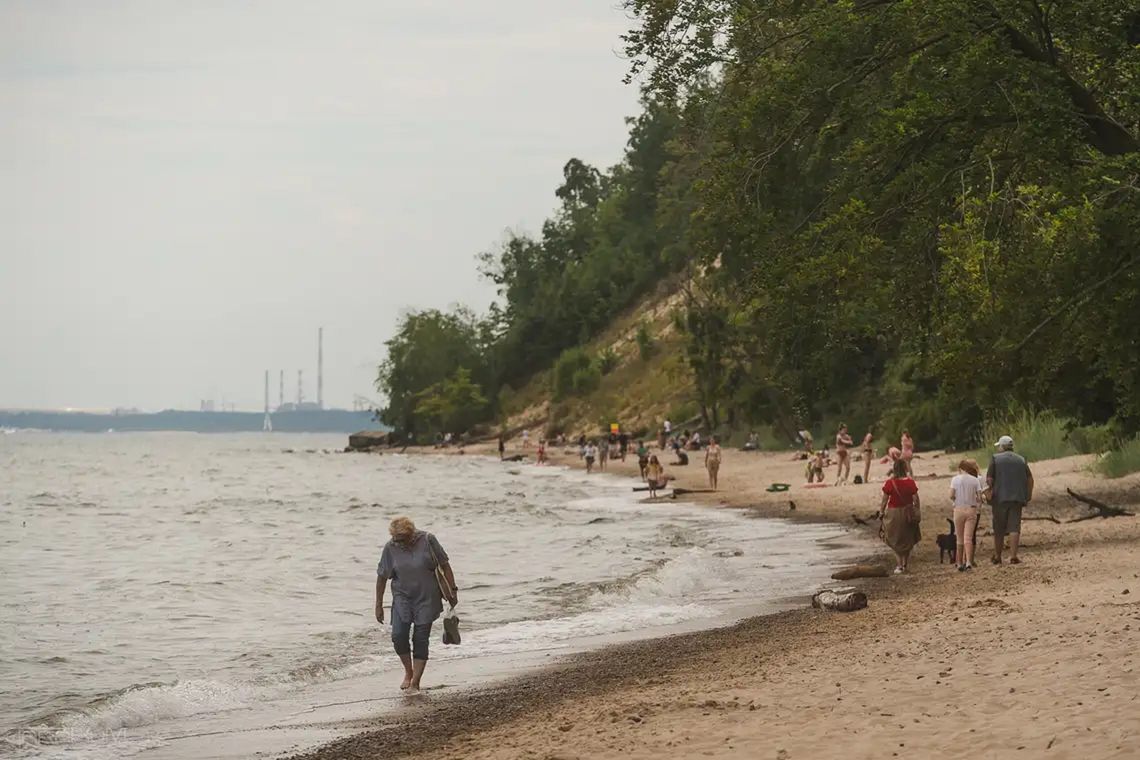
(377, 531, 449, 626)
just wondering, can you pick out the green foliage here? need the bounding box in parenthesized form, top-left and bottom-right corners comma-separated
(634, 321, 656, 361)
(413, 368, 489, 435)
(571, 364, 602, 396)
(552, 347, 594, 400)
(621, 0, 1140, 439)
(597, 347, 619, 374)
(982, 410, 1077, 463)
(376, 307, 492, 435)
(1095, 437, 1140, 478)
(1067, 424, 1115, 455)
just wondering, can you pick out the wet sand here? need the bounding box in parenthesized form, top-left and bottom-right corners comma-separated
(290, 444, 1140, 760)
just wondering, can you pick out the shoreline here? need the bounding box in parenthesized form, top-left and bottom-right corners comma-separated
(291, 443, 1140, 760)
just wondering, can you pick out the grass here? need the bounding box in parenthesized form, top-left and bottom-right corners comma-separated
(953, 410, 1085, 471)
(1094, 436, 1140, 479)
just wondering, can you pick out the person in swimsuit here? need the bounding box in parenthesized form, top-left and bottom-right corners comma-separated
(704, 436, 722, 490)
(834, 424, 854, 485)
(861, 428, 874, 484)
(536, 438, 547, 464)
(901, 430, 915, 476)
(646, 455, 666, 497)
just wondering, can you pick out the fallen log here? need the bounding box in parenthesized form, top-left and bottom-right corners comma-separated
(671, 487, 715, 496)
(831, 565, 889, 581)
(1022, 515, 1061, 524)
(1066, 488, 1136, 522)
(811, 587, 868, 612)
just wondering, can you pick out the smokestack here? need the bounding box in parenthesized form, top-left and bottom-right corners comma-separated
(264, 370, 269, 414)
(297, 370, 304, 406)
(318, 327, 324, 410)
(279, 370, 284, 410)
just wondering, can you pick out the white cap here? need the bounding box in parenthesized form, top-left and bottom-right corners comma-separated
(994, 435, 1014, 449)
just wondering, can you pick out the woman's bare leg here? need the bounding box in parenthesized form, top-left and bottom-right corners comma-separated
(409, 659, 427, 691)
(398, 652, 413, 689)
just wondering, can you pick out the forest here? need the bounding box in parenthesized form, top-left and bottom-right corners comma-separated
(377, 0, 1140, 450)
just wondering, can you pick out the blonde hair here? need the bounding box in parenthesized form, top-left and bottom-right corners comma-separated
(958, 458, 980, 477)
(389, 516, 416, 541)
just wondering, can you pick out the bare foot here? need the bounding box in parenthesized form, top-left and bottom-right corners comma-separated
(400, 674, 413, 690)
(406, 683, 422, 695)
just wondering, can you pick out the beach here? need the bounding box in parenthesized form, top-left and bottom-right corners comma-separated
(294, 443, 1140, 760)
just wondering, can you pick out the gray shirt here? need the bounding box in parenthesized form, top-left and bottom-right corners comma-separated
(987, 451, 1031, 505)
(377, 531, 449, 625)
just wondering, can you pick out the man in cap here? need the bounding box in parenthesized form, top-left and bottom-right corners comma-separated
(986, 435, 1034, 564)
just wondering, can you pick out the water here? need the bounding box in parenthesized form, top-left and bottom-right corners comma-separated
(0, 432, 868, 758)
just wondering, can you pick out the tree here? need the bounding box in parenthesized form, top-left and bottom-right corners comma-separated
(413, 368, 489, 435)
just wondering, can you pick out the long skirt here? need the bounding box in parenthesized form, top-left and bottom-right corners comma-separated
(884, 507, 921, 554)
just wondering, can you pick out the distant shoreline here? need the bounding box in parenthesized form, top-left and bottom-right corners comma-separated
(0, 409, 379, 434)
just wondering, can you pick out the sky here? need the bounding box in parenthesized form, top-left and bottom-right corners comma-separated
(0, 1, 641, 412)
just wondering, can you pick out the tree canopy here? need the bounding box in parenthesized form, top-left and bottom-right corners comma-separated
(378, 1, 1140, 446)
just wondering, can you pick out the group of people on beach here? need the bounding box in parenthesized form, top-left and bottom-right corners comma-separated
(802, 425, 914, 486)
(377, 425, 1035, 696)
(878, 435, 1033, 574)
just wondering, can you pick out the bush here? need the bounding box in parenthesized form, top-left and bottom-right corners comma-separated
(552, 347, 594, 400)
(1067, 424, 1114, 455)
(597, 347, 619, 374)
(981, 409, 1075, 463)
(635, 321, 656, 361)
(1095, 436, 1140, 478)
(571, 364, 602, 396)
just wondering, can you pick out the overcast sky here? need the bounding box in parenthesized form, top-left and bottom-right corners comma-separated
(0, 1, 640, 411)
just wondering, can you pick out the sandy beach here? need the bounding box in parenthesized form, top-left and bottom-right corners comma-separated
(292, 443, 1140, 760)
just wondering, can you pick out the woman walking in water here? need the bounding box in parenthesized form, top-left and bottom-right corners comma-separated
(375, 517, 457, 693)
(878, 459, 921, 574)
(704, 436, 722, 490)
(834, 424, 854, 485)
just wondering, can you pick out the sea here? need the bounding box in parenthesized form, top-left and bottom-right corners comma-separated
(0, 432, 871, 759)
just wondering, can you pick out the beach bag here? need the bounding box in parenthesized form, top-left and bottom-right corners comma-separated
(441, 605, 461, 646)
(427, 539, 460, 645)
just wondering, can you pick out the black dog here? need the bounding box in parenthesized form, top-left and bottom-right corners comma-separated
(936, 518, 957, 564)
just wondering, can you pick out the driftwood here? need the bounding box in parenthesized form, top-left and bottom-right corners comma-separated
(831, 564, 889, 581)
(851, 511, 880, 526)
(1066, 488, 1136, 522)
(1022, 515, 1062, 524)
(501, 454, 526, 463)
(811, 586, 868, 612)
(671, 487, 715, 497)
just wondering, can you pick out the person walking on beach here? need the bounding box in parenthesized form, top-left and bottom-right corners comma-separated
(375, 517, 457, 693)
(834, 424, 854, 485)
(619, 432, 629, 462)
(497, 434, 505, 460)
(879, 459, 921, 574)
(584, 441, 598, 474)
(521, 430, 530, 449)
(637, 441, 650, 480)
(987, 435, 1033, 565)
(861, 428, 874, 484)
(598, 437, 610, 471)
(949, 458, 983, 571)
(704, 436, 722, 490)
(646, 455, 666, 497)
(901, 430, 915, 476)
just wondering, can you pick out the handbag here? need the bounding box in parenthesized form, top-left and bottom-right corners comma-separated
(427, 537, 461, 646)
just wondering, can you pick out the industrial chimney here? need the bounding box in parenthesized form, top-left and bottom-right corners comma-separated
(317, 327, 324, 410)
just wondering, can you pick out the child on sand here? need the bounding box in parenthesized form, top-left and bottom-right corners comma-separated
(646, 455, 666, 497)
(537, 439, 547, 465)
(584, 441, 597, 474)
(637, 441, 650, 480)
(806, 450, 825, 483)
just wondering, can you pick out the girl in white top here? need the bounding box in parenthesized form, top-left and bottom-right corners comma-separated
(948, 459, 983, 571)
